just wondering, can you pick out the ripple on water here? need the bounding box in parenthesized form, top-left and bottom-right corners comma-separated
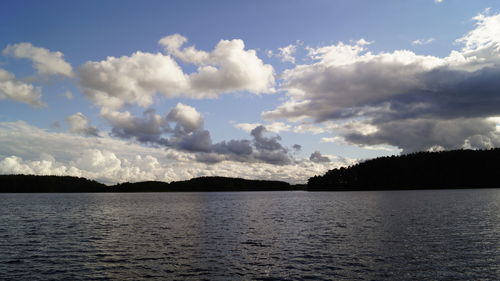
(0, 190, 499, 280)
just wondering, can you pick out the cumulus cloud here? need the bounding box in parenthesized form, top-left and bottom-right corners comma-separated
(0, 68, 44, 106)
(166, 103, 204, 133)
(160, 34, 275, 95)
(78, 51, 188, 110)
(455, 10, 500, 68)
(190, 125, 294, 165)
(78, 34, 274, 111)
(250, 125, 291, 165)
(0, 121, 352, 184)
(278, 44, 297, 63)
(2, 42, 73, 77)
(66, 112, 99, 136)
(76, 35, 289, 165)
(103, 108, 170, 143)
(101, 103, 294, 165)
(264, 12, 500, 153)
(101, 103, 205, 147)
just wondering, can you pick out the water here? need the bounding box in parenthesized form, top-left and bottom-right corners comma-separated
(0, 190, 499, 280)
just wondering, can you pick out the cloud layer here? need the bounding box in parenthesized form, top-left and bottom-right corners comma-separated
(0, 121, 351, 184)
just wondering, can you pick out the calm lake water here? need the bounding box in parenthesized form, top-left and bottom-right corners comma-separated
(0, 190, 499, 280)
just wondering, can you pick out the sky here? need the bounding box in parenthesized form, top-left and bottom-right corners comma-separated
(1, 0, 500, 184)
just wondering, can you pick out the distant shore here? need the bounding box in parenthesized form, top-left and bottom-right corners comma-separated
(2, 149, 500, 192)
(0, 175, 303, 193)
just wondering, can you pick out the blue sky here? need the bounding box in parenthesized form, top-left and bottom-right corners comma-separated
(1, 0, 500, 184)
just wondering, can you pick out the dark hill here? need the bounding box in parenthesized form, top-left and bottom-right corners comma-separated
(0, 175, 106, 192)
(112, 177, 294, 192)
(0, 175, 294, 192)
(169, 176, 294, 191)
(308, 149, 500, 191)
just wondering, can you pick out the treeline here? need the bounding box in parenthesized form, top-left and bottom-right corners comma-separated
(0, 175, 295, 193)
(0, 175, 106, 192)
(112, 177, 296, 192)
(308, 149, 500, 191)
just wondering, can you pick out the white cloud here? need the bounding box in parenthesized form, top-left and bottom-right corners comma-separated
(166, 103, 204, 133)
(435, 0, 443, 3)
(0, 68, 44, 106)
(235, 122, 261, 133)
(159, 34, 275, 95)
(73, 149, 122, 174)
(2, 42, 73, 77)
(0, 155, 77, 176)
(66, 112, 99, 136)
(79, 34, 275, 112)
(235, 122, 291, 133)
(159, 34, 209, 64)
(0, 121, 352, 184)
(292, 123, 327, 134)
(264, 12, 500, 153)
(277, 44, 297, 63)
(320, 136, 400, 152)
(78, 51, 188, 110)
(455, 10, 500, 68)
(412, 37, 435, 45)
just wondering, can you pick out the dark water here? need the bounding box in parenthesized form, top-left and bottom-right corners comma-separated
(0, 190, 499, 280)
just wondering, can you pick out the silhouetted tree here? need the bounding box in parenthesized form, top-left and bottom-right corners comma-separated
(308, 149, 500, 191)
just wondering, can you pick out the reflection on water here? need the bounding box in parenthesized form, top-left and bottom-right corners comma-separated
(0, 190, 499, 280)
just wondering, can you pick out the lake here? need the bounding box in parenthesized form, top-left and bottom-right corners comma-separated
(0, 189, 499, 280)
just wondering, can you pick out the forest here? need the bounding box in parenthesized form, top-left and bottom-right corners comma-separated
(307, 148, 500, 191)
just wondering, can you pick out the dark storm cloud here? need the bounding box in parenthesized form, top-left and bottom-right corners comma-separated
(344, 118, 500, 153)
(369, 67, 500, 122)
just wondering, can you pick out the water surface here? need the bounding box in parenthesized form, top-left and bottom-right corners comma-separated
(1, 189, 499, 280)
